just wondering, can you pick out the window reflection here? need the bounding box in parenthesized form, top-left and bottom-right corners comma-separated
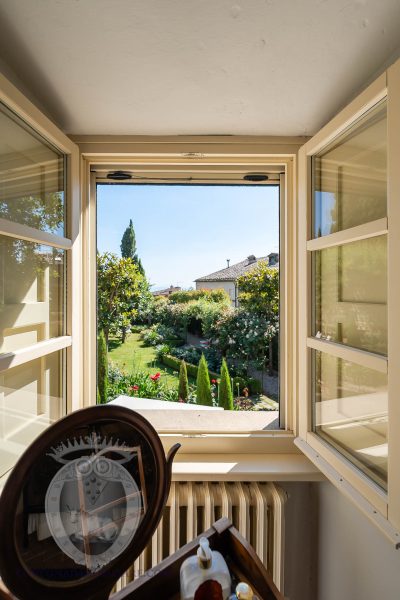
(313, 101, 387, 237)
(0, 236, 65, 354)
(313, 351, 387, 489)
(0, 103, 65, 236)
(313, 236, 387, 355)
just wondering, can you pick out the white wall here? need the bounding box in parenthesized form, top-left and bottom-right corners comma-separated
(314, 481, 400, 600)
(195, 280, 236, 305)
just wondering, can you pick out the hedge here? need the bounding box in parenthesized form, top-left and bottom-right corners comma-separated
(161, 354, 263, 394)
(161, 354, 219, 382)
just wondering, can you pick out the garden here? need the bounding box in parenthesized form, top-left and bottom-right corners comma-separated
(97, 221, 279, 411)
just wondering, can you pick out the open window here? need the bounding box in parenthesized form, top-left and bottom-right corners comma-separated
(0, 74, 80, 481)
(78, 147, 298, 444)
(297, 60, 400, 536)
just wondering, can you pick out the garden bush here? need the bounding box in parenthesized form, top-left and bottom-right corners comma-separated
(169, 288, 230, 304)
(218, 358, 233, 410)
(155, 344, 171, 359)
(171, 344, 222, 373)
(107, 362, 197, 403)
(140, 323, 183, 347)
(247, 377, 262, 395)
(97, 329, 108, 404)
(160, 353, 219, 382)
(196, 354, 212, 406)
(178, 360, 189, 402)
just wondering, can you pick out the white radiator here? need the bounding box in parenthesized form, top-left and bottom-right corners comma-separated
(117, 481, 287, 592)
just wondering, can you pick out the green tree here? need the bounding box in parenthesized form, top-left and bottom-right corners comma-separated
(178, 360, 189, 402)
(196, 354, 212, 406)
(237, 261, 279, 320)
(120, 219, 144, 275)
(237, 260, 280, 375)
(97, 329, 108, 404)
(97, 252, 145, 343)
(120, 219, 137, 260)
(218, 358, 233, 410)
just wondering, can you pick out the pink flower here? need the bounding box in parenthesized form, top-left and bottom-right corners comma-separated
(150, 372, 161, 381)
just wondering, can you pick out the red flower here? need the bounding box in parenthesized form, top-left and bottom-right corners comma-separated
(150, 372, 161, 381)
(130, 385, 139, 392)
(211, 379, 217, 384)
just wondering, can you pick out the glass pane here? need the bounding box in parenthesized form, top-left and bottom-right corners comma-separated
(313, 100, 386, 237)
(313, 235, 387, 355)
(313, 350, 387, 489)
(0, 102, 65, 236)
(0, 350, 65, 477)
(0, 236, 65, 354)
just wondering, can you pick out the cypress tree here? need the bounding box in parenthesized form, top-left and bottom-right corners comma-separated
(120, 219, 137, 260)
(120, 219, 145, 275)
(196, 354, 212, 406)
(218, 358, 233, 410)
(178, 360, 189, 402)
(97, 329, 108, 404)
(136, 256, 145, 276)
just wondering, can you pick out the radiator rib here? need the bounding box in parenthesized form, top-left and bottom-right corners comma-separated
(115, 481, 286, 593)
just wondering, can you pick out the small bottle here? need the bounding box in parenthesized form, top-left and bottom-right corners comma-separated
(229, 582, 259, 600)
(180, 537, 232, 600)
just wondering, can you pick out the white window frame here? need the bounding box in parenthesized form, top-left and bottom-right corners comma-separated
(297, 59, 400, 539)
(0, 73, 82, 416)
(75, 137, 301, 446)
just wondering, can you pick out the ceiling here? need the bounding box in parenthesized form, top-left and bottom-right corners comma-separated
(0, 0, 400, 137)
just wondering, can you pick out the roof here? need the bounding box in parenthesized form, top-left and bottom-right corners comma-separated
(195, 255, 278, 283)
(152, 285, 181, 296)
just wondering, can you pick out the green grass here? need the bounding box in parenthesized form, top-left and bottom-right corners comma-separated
(108, 333, 187, 389)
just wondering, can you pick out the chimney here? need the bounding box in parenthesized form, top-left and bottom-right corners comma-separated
(226, 259, 230, 268)
(247, 254, 256, 264)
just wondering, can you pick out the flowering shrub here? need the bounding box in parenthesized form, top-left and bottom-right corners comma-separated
(209, 308, 278, 369)
(140, 323, 181, 347)
(151, 298, 230, 339)
(107, 362, 196, 404)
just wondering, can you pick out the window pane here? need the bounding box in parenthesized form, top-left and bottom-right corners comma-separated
(0, 350, 65, 476)
(0, 102, 65, 236)
(313, 350, 387, 489)
(313, 100, 386, 237)
(313, 235, 387, 355)
(0, 236, 65, 354)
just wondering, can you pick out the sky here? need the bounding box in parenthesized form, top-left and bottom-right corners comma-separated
(97, 184, 279, 290)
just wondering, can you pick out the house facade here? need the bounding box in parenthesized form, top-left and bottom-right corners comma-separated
(195, 253, 279, 306)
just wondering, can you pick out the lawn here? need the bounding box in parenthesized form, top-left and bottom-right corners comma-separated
(108, 332, 187, 389)
(108, 332, 278, 410)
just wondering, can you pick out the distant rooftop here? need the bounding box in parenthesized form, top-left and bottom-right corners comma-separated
(152, 285, 181, 297)
(195, 253, 279, 283)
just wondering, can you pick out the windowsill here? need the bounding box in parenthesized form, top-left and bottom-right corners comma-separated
(108, 399, 322, 480)
(172, 452, 324, 481)
(109, 397, 280, 432)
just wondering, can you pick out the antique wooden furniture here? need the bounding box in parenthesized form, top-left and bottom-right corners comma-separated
(0, 405, 180, 600)
(111, 517, 284, 600)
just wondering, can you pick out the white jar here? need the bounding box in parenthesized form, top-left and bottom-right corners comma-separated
(180, 537, 232, 600)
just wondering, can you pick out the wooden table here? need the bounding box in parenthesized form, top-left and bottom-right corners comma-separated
(112, 517, 284, 600)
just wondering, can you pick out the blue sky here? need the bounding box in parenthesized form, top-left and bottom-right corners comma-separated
(97, 184, 279, 290)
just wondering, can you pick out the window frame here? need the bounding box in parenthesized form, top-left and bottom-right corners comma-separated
(297, 61, 400, 536)
(0, 73, 82, 427)
(75, 138, 301, 442)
